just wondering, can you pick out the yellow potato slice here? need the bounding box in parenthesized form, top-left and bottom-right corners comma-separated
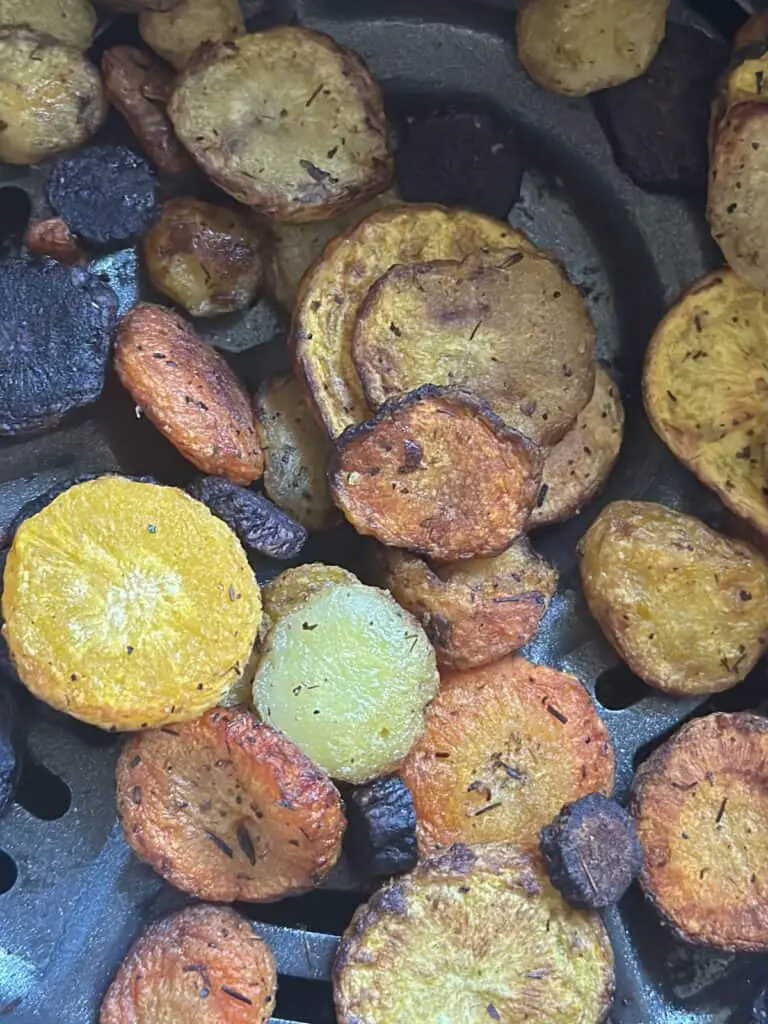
(139, 0, 244, 71)
(0, 0, 96, 49)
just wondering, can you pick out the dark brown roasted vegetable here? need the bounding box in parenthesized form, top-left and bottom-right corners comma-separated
(343, 775, 417, 879)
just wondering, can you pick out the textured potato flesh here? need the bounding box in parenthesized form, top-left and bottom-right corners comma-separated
(260, 562, 357, 637)
(335, 844, 614, 1024)
(530, 366, 625, 528)
(380, 541, 558, 670)
(330, 388, 542, 562)
(644, 270, 768, 534)
(139, 0, 244, 71)
(253, 583, 438, 783)
(399, 656, 615, 856)
(294, 204, 533, 438)
(0, 28, 105, 165)
(0, 0, 96, 49)
(579, 501, 768, 695)
(720, 52, 768, 113)
(632, 713, 768, 951)
(2, 477, 261, 731)
(516, 0, 669, 97)
(168, 27, 391, 220)
(256, 374, 338, 531)
(354, 248, 596, 446)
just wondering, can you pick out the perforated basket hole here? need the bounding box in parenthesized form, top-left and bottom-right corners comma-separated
(0, 187, 31, 256)
(594, 664, 653, 710)
(0, 850, 17, 894)
(15, 759, 71, 820)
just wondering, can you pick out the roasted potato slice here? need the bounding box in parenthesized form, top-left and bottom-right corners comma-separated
(253, 579, 438, 783)
(353, 248, 596, 446)
(100, 904, 277, 1023)
(260, 562, 358, 636)
(294, 203, 532, 438)
(2, 476, 261, 731)
(0, 27, 105, 165)
(735, 13, 768, 52)
(708, 103, 768, 289)
(631, 712, 768, 951)
(578, 501, 768, 696)
(529, 366, 625, 529)
(117, 708, 345, 901)
(22, 217, 86, 266)
(399, 655, 615, 856)
(169, 27, 393, 222)
(95, 0, 180, 10)
(256, 374, 338, 531)
(329, 386, 542, 562)
(643, 269, 768, 535)
(335, 843, 614, 1024)
(115, 304, 264, 485)
(139, 0, 244, 71)
(516, 0, 669, 97)
(0, 0, 96, 49)
(374, 539, 557, 670)
(143, 198, 267, 318)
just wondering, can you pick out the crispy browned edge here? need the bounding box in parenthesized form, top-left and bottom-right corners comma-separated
(629, 711, 768, 952)
(333, 842, 614, 1022)
(170, 28, 394, 222)
(328, 383, 543, 559)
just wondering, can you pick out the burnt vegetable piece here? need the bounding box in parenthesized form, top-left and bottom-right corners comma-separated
(395, 109, 523, 218)
(540, 793, 642, 909)
(0, 685, 21, 818)
(189, 476, 307, 561)
(0, 259, 116, 436)
(45, 145, 158, 245)
(344, 775, 418, 878)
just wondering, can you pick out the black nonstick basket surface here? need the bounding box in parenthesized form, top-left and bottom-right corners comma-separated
(0, 0, 765, 1021)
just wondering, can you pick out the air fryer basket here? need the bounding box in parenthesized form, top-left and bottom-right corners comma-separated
(0, 1, 764, 1021)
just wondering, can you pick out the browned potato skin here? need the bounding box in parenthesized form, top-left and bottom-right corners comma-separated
(0, 27, 105, 165)
(23, 217, 86, 265)
(529, 366, 625, 529)
(734, 12, 768, 51)
(0, 0, 96, 49)
(168, 27, 393, 222)
(578, 501, 768, 696)
(139, 0, 245, 72)
(115, 304, 264, 484)
(95, 0, 180, 11)
(101, 46, 191, 176)
(631, 712, 768, 952)
(116, 707, 346, 902)
(329, 385, 543, 562)
(100, 904, 277, 1023)
(143, 198, 267, 318)
(374, 540, 557, 670)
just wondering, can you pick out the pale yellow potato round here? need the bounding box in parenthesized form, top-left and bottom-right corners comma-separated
(0, 27, 106, 165)
(578, 500, 768, 696)
(0, 0, 96, 49)
(517, 0, 670, 97)
(259, 562, 357, 640)
(169, 27, 393, 222)
(139, 0, 245, 72)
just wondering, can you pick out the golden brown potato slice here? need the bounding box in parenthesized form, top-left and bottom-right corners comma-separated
(529, 366, 625, 529)
(143, 198, 267, 318)
(578, 501, 768, 696)
(100, 905, 276, 1023)
(335, 843, 614, 1024)
(516, 0, 669, 97)
(115, 304, 264, 484)
(23, 217, 86, 266)
(139, 0, 245, 72)
(708, 103, 768, 289)
(268, 190, 400, 311)
(293, 204, 533, 438)
(169, 27, 392, 222)
(353, 247, 596, 446)
(96, 0, 180, 10)
(631, 712, 768, 951)
(0, 0, 96, 49)
(644, 268, 768, 535)
(117, 707, 345, 901)
(329, 386, 542, 562)
(400, 655, 614, 856)
(255, 374, 338, 531)
(260, 562, 357, 639)
(374, 540, 557, 670)
(0, 27, 105, 165)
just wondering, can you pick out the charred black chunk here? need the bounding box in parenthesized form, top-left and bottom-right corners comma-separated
(594, 24, 728, 195)
(395, 109, 523, 219)
(539, 793, 641, 909)
(45, 145, 158, 244)
(0, 259, 116, 435)
(344, 775, 417, 878)
(188, 476, 307, 561)
(0, 685, 22, 818)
